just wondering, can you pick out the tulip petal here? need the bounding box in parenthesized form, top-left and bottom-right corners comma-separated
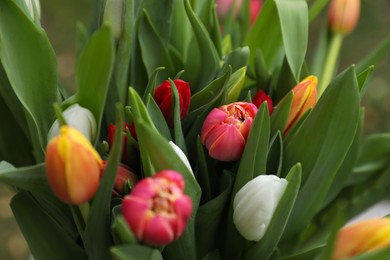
(209, 124, 246, 161)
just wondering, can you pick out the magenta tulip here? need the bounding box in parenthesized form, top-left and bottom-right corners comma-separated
(201, 102, 258, 161)
(122, 170, 193, 246)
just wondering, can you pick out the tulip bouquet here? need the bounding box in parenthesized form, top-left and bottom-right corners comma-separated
(1, 0, 390, 259)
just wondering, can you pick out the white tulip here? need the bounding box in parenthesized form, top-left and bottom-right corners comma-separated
(168, 141, 194, 176)
(233, 174, 287, 241)
(48, 104, 97, 142)
(103, 0, 123, 40)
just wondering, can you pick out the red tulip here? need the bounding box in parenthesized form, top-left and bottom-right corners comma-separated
(333, 218, 390, 259)
(122, 170, 193, 246)
(154, 79, 191, 126)
(252, 89, 273, 114)
(108, 123, 137, 164)
(328, 0, 360, 36)
(201, 102, 258, 161)
(102, 160, 138, 197)
(45, 126, 103, 205)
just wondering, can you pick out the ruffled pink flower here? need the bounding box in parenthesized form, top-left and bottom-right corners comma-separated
(201, 102, 258, 161)
(122, 170, 193, 246)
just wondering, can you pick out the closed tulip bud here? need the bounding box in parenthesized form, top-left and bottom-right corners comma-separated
(233, 175, 287, 241)
(45, 126, 103, 205)
(252, 89, 273, 114)
(333, 218, 390, 259)
(154, 79, 191, 126)
(108, 123, 135, 164)
(102, 161, 138, 197)
(283, 75, 318, 136)
(24, 0, 41, 20)
(216, 0, 243, 20)
(48, 104, 97, 142)
(103, 0, 123, 40)
(122, 170, 193, 246)
(249, 0, 262, 24)
(201, 102, 258, 161)
(328, 0, 360, 36)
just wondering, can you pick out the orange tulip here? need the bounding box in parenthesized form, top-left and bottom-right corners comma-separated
(45, 126, 103, 205)
(328, 0, 360, 36)
(333, 218, 390, 259)
(283, 75, 318, 136)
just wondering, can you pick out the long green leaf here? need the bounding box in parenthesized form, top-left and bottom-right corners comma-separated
(0, 0, 58, 160)
(282, 66, 360, 239)
(84, 104, 124, 260)
(76, 25, 115, 143)
(11, 191, 87, 260)
(111, 245, 163, 260)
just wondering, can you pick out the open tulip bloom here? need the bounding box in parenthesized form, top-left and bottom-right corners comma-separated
(1, 0, 390, 259)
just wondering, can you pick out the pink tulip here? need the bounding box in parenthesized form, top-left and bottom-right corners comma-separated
(201, 102, 258, 161)
(216, 0, 262, 25)
(122, 170, 193, 246)
(333, 218, 390, 259)
(154, 79, 191, 126)
(328, 0, 360, 36)
(282, 75, 318, 136)
(252, 89, 273, 114)
(45, 126, 103, 205)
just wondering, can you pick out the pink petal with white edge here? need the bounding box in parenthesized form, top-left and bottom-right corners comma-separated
(122, 196, 151, 238)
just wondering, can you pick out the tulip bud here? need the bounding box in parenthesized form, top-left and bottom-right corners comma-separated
(252, 89, 273, 114)
(333, 218, 390, 259)
(249, 0, 262, 24)
(24, 0, 41, 20)
(154, 79, 191, 126)
(282, 75, 318, 136)
(48, 104, 97, 142)
(168, 141, 194, 176)
(102, 161, 138, 197)
(328, 0, 360, 36)
(45, 126, 103, 205)
(108, 123, 135, 164)
(122, 170, 193, 246)
(103, 0, 123, 40)
(201, 102, 258, 161)
(216, 0, 243, 20)
(233, 175, 287, 241)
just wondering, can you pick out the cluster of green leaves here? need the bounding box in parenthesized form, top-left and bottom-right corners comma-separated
(1, 0, 390, 259)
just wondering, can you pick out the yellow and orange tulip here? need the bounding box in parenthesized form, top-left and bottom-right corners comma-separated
(333, 218, 390, 259)
(328, 0, 360, 36)
(45, 126, 103, 205)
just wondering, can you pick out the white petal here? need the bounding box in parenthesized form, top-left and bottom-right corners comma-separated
(48, 104, 96, 142)
(233, 175, 287, 241)
(168, 141, 194, 176)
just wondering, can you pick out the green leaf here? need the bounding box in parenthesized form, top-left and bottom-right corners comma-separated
(143, 67, 166, 102)
(0, 0, 58, 160)
(111, 215, 137, 246)
(170, 79, 187, 155)
(226, 67, 247, 103)
(245, 164, 302, 260)
(146, 95, 171, 141)
(348, 246, 390, 260)
(76, 25, 115, 143)
(0, 162, 52, 197)
(245, 0, 308, 82)
(196, 171, 234, 259)
(111, 245, 163, 260)
(282, 66, 360, 239)
(138, 10, 174, 83)
(84, 104, 124, 260)
(11, 191, 87, 260)
(270, 91, 292, 137)
(355, 35, 390, 75)
(183, 0, 220, 89)
(267, 132, 284, 177)
(356, 66, 374, 99)
(221, 46, 250, 74)
(274, 0, 308, 82)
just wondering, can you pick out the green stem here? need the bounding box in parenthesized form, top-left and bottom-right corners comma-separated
(53, 103, 68, 126)
(308, 0, 329, 23)
(79, 202, 90, 224)
(318, 33, 343, 96)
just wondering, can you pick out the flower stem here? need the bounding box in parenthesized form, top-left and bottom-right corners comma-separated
(79, 202, 90, 224)
(318, 33, 343, 97)
(53, 102, 68, 126)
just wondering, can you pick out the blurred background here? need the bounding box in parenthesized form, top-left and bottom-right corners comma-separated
(0, 0, 389, 259)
